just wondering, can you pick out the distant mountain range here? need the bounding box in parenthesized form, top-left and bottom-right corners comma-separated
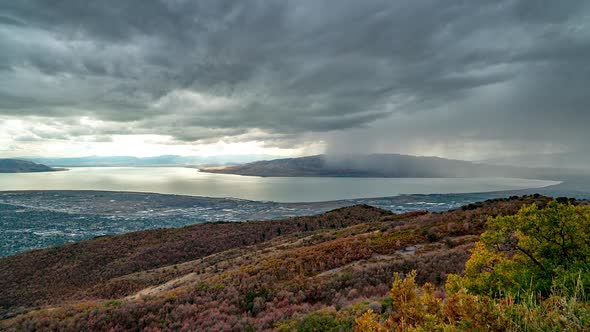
(21, 155, 279, 167)
(200, 154, 567, 179)
(0, 159, 57, 173)
(18, 152, 589, 171)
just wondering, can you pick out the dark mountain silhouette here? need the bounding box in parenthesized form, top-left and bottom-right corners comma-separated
(0, 159, 56, 173)
(201, 154, 554, 178)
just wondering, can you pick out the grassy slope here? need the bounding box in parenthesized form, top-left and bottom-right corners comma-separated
(0, 205, 390, 311)
(0, 196, 557, 331)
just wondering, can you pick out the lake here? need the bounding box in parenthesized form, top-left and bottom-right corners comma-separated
(0, 167, 561, 202)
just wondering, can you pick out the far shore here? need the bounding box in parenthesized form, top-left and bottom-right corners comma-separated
(0, 167, 68, 174)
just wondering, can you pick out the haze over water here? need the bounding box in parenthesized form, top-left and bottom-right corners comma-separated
(0, 167, 560, 203)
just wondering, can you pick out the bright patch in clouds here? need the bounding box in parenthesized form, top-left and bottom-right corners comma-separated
(0, 117, 312, 158)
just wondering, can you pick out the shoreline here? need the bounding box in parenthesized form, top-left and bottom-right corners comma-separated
(0, 166, 563, 203)
(0, 188, 587, 258)
(0, 167, 69, 174)
(0, 180, 567, 205)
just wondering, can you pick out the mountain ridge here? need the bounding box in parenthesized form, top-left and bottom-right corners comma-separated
(200, 153, 556, 178)
(20, 154, 280, 167)
(0, 159, 57, 173)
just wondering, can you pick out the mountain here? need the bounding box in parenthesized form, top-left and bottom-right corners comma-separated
(0, 159, 57, 173)
(200, 154, 550, 178)
(23, 154, 279, 167)
(0, 195, 569, 330)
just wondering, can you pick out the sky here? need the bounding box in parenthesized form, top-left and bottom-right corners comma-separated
(1, 1, 589, 161)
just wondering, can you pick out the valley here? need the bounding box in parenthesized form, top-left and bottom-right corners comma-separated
(1, 195, 573, 331)
(1, 186, 580, 257)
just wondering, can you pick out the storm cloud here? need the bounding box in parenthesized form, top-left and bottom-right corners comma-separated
(1, 1, 589, 160)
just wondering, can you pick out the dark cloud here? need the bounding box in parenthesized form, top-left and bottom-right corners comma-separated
(0, 0, 589, 159)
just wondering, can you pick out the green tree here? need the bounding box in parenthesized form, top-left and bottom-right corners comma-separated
(448, 201, 590, 298)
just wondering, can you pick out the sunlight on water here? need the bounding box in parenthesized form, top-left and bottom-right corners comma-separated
(0, 167, 560, 203)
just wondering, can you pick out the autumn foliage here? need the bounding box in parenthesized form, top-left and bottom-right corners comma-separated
(2, 195, 584, 331)
(356, 201, 590, 331)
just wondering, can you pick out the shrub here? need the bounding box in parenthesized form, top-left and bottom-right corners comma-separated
(356, 201, 590, 331)
(450, 201, 590, 298)
(277, 309, 354, 332)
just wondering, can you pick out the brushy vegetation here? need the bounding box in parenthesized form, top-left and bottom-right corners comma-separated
(355, 201, 590, 331)
(0, 204, 390, 310)
(3, 195, 587, 331)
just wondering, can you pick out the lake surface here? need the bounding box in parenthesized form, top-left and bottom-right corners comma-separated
(0, 167, 560, 202)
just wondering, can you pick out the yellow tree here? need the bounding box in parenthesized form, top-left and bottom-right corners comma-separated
(448, 201, 590, 298)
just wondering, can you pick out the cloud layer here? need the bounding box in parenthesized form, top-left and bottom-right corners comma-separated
(1, 0, 589, 159)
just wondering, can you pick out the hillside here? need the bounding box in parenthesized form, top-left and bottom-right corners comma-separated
(200, 154, 546, 178)
(0, 159, 56, 173)
(2, 195, 584, 331)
